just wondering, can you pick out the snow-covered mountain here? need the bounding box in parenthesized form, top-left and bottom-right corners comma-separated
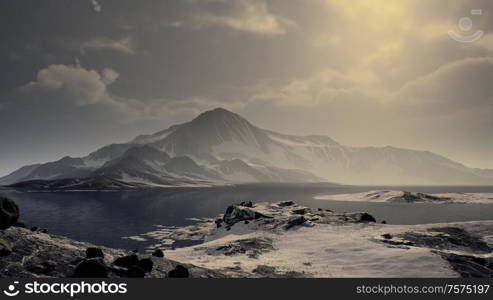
(2, 107, 493, 187)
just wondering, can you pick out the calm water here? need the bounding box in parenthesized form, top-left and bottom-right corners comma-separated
(2, 184, 493, 250)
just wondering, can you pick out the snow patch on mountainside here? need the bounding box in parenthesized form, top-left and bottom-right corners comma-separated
(82, 158, 109, 169)
(132, 128, 177, 145)
(119, 172, 156, 185)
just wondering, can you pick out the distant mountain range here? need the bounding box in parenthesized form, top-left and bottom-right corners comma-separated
(2, 107, 493, 188)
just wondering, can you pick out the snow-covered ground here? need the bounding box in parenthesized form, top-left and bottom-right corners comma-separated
(160, 202, 493, 278)
(166, 223, 460, 277)
(314, 190, 493, 204)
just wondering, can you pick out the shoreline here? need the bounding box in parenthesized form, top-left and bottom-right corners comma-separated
(1, 195, 492, 278)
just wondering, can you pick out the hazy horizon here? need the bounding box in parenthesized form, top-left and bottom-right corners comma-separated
(1, 0, 493, 176)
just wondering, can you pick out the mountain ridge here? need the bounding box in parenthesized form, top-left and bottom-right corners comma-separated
(2, 107, 493, 187)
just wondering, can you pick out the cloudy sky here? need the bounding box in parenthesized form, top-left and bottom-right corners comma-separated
(1, 0, 493, 176)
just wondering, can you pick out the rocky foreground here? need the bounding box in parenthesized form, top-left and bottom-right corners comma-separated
(2, 195, 493, 278)
(0, 196, 224, 278)
(164, 201, 493, 278)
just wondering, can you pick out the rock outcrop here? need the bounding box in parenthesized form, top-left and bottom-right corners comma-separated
(222, 203, 272, 226)
(152, 249, 164, 258)
(0, 196, 20, 229)
(0, 196, 226, 278)
(73, 258, 108, 278)
(378, 226, 493, 278)
(86, 247, 105, 259)
(0, 225, 227, 278)
(441, 253, 493, 278)
(199, 237, 274, 259)
(220, 201, 377, 231)
(389, 191, 450, 203)
(167, 265, 190, 278)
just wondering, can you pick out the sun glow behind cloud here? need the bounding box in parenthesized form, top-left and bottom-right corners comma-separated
(244, 0, 493, 168)
(329, 0, 411, 31)
(320, 1, 444, 84)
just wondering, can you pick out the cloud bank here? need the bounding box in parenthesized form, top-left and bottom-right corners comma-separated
(1, 0, 493, 175)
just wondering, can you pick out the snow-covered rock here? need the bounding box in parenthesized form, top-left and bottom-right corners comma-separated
(315, 190, 493, 204)
(162, 201, 493, 278)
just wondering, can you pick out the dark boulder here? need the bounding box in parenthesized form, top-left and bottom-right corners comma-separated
(112, 254, 152, 277)
(214, 218, 223, 228)
(126, 266, 146, 278)
(292, 208, 308, 215)
(152, 249, 164, 258)
(346, 212, 376, 223)
(359, 213, 377, 223)
(223, 205, 269, 226)
(167, 265, 189, 278)
(113, 254, 139, 269)
(285, 216, 306, 230)
(239, 201, 253, 208)
(382, 233, 392, 240)
(0, 197, 20, 229)
(278, 201, 295, 207)
(86, 247, 104, 259)
(137, 258, 153, 273)
(0, 239, 12, 256)
(73, 258, 108, 278)
(252, 265, 277, 276)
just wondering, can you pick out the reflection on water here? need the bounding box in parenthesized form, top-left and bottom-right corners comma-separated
(2, 184, 493, 250)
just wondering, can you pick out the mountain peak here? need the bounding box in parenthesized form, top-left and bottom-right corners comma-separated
(210, 107, 232, 114)
(192, 107, 242, 122)
(189, 107, 255, 131)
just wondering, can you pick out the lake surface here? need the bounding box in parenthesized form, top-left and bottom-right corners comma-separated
(2, 184, 493, 251)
